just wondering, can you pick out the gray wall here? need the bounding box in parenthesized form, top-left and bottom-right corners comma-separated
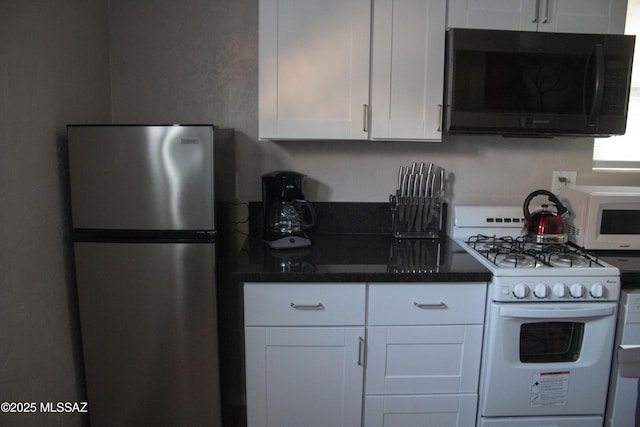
(108, 0, 259, 194)
(0, 1, 110, 426)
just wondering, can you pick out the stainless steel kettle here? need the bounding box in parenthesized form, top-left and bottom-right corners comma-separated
(523, 189, 570, 244)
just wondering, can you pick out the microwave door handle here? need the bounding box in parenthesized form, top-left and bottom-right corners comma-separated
(584, 44, 605, 127)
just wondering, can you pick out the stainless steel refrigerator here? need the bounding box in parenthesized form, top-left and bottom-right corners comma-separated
(68, 125, 221, 427)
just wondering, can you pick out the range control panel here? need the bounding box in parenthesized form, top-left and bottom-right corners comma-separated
(492, 276, 620, 302)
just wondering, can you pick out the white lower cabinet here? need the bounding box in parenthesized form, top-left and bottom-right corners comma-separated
(245, 326, 365, 427)
(244, 283, 366, 427)
(365, 394, 478, 427)
(364, 283, 487, 427)
(365, 324, 483, 395)
(244, 282, 486, 427)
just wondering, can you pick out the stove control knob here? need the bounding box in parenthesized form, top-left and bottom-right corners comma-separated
(553, 283, 567, 298)
(513, 283, 530, 299)
(590, 283, 604, 299)
(570, 283, 585, 299)
(533, 283, 549, 299)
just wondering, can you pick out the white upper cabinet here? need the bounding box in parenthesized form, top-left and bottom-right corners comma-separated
(447, 0, 628, 34)
(259, 0, 446, 141)
(370, 0, 446, 141)
(259, 0, 371, 140)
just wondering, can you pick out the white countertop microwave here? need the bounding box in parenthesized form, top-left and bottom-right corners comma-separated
(558, 185, 640, 250)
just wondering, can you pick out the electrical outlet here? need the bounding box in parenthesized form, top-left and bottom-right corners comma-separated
(551, 171, 577, 193)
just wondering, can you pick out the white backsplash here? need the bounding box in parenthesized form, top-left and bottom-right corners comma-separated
(249, 134, 640, 205)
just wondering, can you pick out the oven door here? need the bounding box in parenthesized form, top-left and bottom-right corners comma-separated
(479, 301, 617, 418)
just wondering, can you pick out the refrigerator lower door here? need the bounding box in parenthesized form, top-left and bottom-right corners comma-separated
(74, 241, 220, 427)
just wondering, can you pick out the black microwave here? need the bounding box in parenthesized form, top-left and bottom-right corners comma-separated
(444, 28, 635, 137)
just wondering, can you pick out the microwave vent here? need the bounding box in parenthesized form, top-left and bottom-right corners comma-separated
(566, 224, 580, 237)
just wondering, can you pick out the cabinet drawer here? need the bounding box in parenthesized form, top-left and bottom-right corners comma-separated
(368, 283, 486, 325)
(364, 393, 477, 427)
(244, 283, 366, 326)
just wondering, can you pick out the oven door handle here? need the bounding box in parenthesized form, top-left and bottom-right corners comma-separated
(500, 306, 614, 320)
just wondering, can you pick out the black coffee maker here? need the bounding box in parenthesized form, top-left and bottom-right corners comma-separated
(262, 171, 316, 249)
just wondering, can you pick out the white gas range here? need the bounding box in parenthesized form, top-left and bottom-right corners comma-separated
(453, 205, 621, 427)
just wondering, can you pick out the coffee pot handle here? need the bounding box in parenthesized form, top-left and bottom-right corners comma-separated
(295, 200, 317, 230)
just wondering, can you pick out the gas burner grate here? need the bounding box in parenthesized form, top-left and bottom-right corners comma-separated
(467, 234, 524, 252)
(465, 234, 607, 269)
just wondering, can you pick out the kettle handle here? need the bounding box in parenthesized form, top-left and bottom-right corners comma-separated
(295, 200, 317, 230)
(523, 189, 570, 222)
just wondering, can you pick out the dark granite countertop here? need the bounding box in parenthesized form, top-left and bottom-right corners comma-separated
(231, 233, 492, 283)
(225, 202, 640, 286)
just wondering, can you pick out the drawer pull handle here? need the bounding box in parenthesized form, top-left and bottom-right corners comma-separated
(413, 301, 448, 309)
(290, 302, 325, 310)
(358, 336, 365, 367)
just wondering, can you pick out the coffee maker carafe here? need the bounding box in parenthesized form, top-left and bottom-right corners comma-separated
(262, 171, 316, 249)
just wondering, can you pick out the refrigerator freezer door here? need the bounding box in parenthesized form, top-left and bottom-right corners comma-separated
(68, 125, 215, 231)
(74, 241, 220, 427)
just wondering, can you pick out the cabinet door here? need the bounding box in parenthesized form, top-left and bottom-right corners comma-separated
(364, 394, 477, 427)
(447, 0, 537, 31)
(259, 0, 371, 140)
(447, 0, 627, 34)
(245, 326, 365, 427)
(536, 0, 627, 34)
(366, 325, 483, 395)
(370, 0, 446, 141)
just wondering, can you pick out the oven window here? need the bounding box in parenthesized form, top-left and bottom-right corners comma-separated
(520, 322, 585, 363)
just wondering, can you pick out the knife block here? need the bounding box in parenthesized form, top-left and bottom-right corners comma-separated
(390, 195, 443, 238)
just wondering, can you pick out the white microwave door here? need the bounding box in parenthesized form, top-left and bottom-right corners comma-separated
(590, 201, 640, 249)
